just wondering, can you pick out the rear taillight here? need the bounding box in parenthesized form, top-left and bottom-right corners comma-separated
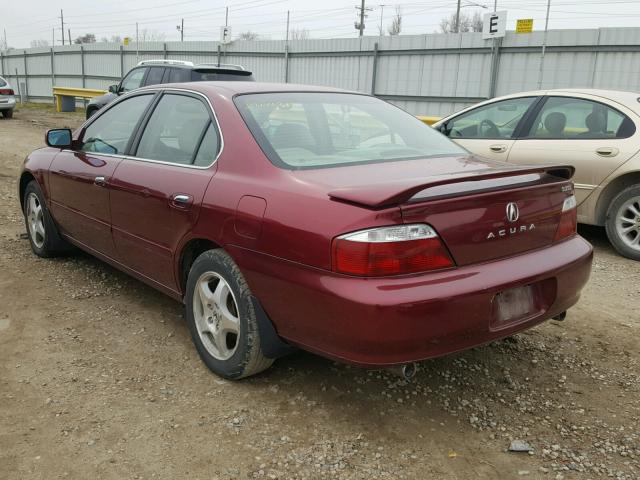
(0, 89, 14, 95)
(332, 224, 454, 276)
(554, 195, 577, 242)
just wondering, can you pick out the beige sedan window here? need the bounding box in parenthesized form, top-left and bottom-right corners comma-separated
(528, 97, 632, 139)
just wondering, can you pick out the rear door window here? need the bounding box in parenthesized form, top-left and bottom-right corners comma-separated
(526, 96, 635, 139)
(144, 67, 165, 87)
(80, 94, 153, 154)
(135, 93, 216, 165)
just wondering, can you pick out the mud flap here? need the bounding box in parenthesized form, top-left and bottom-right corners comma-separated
(251, 295, 296, 359)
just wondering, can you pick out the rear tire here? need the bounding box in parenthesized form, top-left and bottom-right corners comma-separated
(23, 180, 70, 257)
(2, 109, 13, 119)
(605, 184, 640, 261)
(185, 249, 274, 379)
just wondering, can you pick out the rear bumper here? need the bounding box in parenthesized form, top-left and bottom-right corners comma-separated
(230, 235, 593, 367)
(0, 97, 15, 110)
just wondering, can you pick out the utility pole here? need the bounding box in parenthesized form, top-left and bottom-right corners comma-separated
(136, 22, 139, 62)
(225, 6, 229, 27)
(60, 10, 65, 45)
(181, 18, 184, 41)
(3, 29, 7, 51)
(68, 29, 71, 45)
(538, 0, 551, 88)
(355, 0, 371, 37)
(454, 0, 461, 33)
(285, 10, 290, 43)
(378, 4, 389, 37)
(51, 28, 54, 47)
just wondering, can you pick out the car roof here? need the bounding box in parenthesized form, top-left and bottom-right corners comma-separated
(138, 81, 355, 98)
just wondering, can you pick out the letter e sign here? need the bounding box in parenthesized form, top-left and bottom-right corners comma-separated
(482, 11, 507, 39)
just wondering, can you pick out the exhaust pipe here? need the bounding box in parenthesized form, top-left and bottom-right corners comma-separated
(387, 363, 418, 380)
(552, 311, 567, 321)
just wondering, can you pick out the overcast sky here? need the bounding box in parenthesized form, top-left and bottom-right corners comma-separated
(3, 0, 640, 48)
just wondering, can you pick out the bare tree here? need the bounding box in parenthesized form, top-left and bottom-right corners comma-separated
(238, 31, 259, 41)
(73, 33, 96, 44)
(439, 10, 484, 33)
(30, 39, 49, 48)
(139, 29, 166, 42)
(289, 28, 310, 40)
(99, 35, 123, 43)
(471, 11, 483, 32)
(387, 7, 402, 36)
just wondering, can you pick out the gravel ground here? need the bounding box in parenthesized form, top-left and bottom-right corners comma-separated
(0, 106, 638, 480)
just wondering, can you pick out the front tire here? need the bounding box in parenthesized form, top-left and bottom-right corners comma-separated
(185, 249, 273, 379)
(605, 184, 640, 260)
(23, 180, 69, 257)
(2, 109, 13, 119)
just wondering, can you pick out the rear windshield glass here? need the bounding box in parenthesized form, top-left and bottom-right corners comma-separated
(0, 78, 6, 87)
(234, 93, 465, 169)
(192, 71, 255, 82)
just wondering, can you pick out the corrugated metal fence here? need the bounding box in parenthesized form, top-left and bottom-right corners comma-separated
(2, 28, 640, 116)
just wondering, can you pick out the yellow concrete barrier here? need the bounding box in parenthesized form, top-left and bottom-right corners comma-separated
(53, 86, 107, 112)
(416, 115, 441, 126)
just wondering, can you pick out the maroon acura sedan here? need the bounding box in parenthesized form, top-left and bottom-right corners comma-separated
(19, 82, 593, 379)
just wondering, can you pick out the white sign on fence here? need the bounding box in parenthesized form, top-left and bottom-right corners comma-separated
(483, 11, 507, 40)
(220, 26, 232, 44)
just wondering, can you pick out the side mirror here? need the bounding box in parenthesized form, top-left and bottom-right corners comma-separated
(438, 122, 450, 136)
(108, 84, 119, 94)
(46, 128, 73, 148)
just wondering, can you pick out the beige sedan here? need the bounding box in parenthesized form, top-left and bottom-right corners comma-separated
(433, 89, 640, 260)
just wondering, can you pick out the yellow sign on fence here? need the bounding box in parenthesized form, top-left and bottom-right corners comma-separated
(516, 19, 534, 34)
(123, 37, 131, 46)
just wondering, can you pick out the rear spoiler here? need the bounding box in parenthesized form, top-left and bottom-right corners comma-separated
(328, 165, 574, 209)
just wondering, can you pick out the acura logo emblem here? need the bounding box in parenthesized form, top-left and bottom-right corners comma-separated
(506, 202, 519, 222)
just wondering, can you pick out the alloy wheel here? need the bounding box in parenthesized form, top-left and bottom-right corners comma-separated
(615, 195, 640, 251)
(26, 192, 45, 249)
(192, 271, 241, 361)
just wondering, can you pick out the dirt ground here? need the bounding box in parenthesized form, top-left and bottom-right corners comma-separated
(0, 105, 638, 480)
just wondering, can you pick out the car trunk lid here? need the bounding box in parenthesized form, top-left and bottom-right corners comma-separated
(319, 158, 574, 266)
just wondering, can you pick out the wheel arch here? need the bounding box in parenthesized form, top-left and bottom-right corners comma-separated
(18, 171, 37, 210)
(177, 237, 222, 298)
(595, 170, 640, 225)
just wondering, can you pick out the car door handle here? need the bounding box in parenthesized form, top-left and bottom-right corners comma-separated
(489, 144, 507, 153)
(170, 193, 193, 209)
(595, 147, 619, 157)
(94, 176, 106, 186)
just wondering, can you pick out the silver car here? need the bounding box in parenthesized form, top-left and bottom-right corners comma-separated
(0, 76, 16, 119)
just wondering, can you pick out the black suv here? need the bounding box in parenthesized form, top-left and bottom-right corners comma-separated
(86, 60, 254, 118)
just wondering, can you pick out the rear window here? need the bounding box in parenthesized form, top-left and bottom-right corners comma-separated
(0, 78, 6, 87)
(234, 92, 465, 169)
(192, 71, 254, 82)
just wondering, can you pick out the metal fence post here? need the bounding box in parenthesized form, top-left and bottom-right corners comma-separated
(23, 50, 29, 102)
(120, 45, 124, 80)
(50, 47, 56, 104)
(217, 44, 221, 66)
(284, 44, 289, 83)
(488, 37, 502, 98)
(371, 42, 379, 95)
(0, 51, 4, 77)
(163, 42, 168, 60)
(590, 29, 602, 88)
(80, 46, 86, 87)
